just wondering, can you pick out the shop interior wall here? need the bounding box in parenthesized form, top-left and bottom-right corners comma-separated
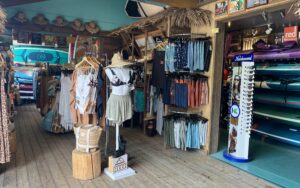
(194, 0, 299, 154)
(191, 3, 225, 154)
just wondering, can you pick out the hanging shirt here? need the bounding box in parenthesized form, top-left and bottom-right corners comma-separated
(75, 68, 98, 114)
(59, 73, 73, 131)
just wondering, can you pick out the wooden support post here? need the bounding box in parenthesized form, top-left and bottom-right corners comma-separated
(208, 22, 225, 154)
(143, 31, 149, 134)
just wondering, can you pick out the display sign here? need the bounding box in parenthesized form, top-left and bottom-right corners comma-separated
(284, 26, 298, 42)
(246, 0, 268, 9)
(229, 0, 245, 14)
(233, 53, 254, 62)
(108, 154, 128, 173)
(215, 0, 228, 16)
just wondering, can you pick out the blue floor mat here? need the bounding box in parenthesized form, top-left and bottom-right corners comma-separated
(212, 130, 300, 188)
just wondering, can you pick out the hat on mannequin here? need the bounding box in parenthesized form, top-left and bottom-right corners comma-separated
(106, 52, 133, 68)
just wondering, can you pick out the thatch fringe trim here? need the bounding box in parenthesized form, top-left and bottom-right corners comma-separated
(110, 7, 211, 35)
(0, 6, 6, 34)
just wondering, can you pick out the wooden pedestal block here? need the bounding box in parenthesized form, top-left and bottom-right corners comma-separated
(72, 149, 101, 180)
(9, 130, 17, 155)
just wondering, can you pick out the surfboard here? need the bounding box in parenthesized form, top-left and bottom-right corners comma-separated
(254, 93, 300, 109)
(256, 64, 300, 75)
(252, 120, 300, 147)
(254, 81, 300, 91)
(253, 105, 300, 127)
(13, 46, 68, 66)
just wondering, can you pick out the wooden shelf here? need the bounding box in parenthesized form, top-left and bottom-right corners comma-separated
(215, 0, 296, 22)
(144, 116, 156, 121)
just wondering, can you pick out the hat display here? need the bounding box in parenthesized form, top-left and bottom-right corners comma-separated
(85, 21, 100, 34)
(71, 19, 85, 31)
(53, 16, 68, 27)
(13, 11, 28, 23)
(32, 14, 49, 25)
(106, 53, 133, 68)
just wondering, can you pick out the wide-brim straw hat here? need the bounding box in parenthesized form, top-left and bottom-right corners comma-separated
(32, 14, 48, 25)
(53, 16, 68, 27)
(71, 19, 85, 31)
(106, 52, 133, 68)
(85, 21, 100, 34)
(13, 11, 28, 23)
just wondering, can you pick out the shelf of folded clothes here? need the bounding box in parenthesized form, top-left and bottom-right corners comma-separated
(227, 40, 300, 61)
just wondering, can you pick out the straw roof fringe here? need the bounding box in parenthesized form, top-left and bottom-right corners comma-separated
(288, 1, 300, 18)
(0, 6, 6, 34)
(110, 7, 211, 35)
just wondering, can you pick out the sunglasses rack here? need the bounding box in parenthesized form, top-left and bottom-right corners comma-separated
(226, 60, 255, 162)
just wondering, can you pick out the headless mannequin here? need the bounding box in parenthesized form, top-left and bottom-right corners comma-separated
(105, 66, 134, 157)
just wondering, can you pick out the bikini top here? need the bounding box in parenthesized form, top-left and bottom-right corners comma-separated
(109, 68, 134, 86)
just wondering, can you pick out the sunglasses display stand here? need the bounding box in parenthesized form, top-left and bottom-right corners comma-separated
(224, 54, 254, 162)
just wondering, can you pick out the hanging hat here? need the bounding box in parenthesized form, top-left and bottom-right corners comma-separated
(13, 11, 28, 23)
(106, 52, 133, 68)
(32, 14, 48, 25)
(52, 16, 68, 27)
(71, 19, 85, 31)
(85, 21, 100, 34)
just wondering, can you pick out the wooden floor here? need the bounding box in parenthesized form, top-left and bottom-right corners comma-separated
(0, 105, 277, 188)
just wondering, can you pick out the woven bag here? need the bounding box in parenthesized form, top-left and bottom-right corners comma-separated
(74, 124, 102, 152)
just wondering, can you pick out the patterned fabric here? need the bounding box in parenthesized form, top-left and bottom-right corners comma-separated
(0, 77, 10, 163)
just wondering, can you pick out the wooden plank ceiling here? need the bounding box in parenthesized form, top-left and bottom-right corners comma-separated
(153, 0, 215, 8)
(1, 0, 46, 7)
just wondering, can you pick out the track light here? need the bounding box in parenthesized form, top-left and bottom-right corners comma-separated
(265, 24, 273, 35)
(262, 11, 268, 22)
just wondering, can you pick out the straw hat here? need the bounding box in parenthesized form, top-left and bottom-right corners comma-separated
(85, 21, 100, 34)
(106, 53, 133, 68)
(13, 11, 28, 23)
(71, 19, 85, 31)
(53, 16, 68, 27)
(32, 14, 48, 25)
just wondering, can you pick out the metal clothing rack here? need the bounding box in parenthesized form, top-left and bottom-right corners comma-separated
(168, 33, 211, 40)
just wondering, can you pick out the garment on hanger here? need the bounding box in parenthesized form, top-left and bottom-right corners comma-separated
(156, 96, 164, 135)
(59, 73, 73, 131)
(164, 116, 208, 151)
(0, 77, 10, 163)
(164, 75, 209, 108)
(165, 38, 212, 72)
(70, 65, 99, 125)
(75, 68, 98, 114)
(96, 66, 104, 119)
(152, 50, 166, 92)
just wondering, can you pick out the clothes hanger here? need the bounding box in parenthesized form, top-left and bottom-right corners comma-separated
(86, 56, 99, 68)
(76, 56, 94, 68)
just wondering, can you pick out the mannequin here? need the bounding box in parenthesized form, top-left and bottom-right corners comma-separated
(105, 53, 134, 157)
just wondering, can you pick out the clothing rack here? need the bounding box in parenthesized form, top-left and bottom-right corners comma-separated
(164, 113, 208, 122)
(169, 33, 209, 39)
(166, 72, 208, 79)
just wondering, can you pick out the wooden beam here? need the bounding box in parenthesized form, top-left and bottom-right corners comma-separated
(153, 0, 198, 8)
(153, 0, 214, 8)
(6, 21, 110, 38)
(1, 0, 46, 7)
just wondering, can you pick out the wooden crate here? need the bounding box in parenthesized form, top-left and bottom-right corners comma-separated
(72, 149, 101, 180)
